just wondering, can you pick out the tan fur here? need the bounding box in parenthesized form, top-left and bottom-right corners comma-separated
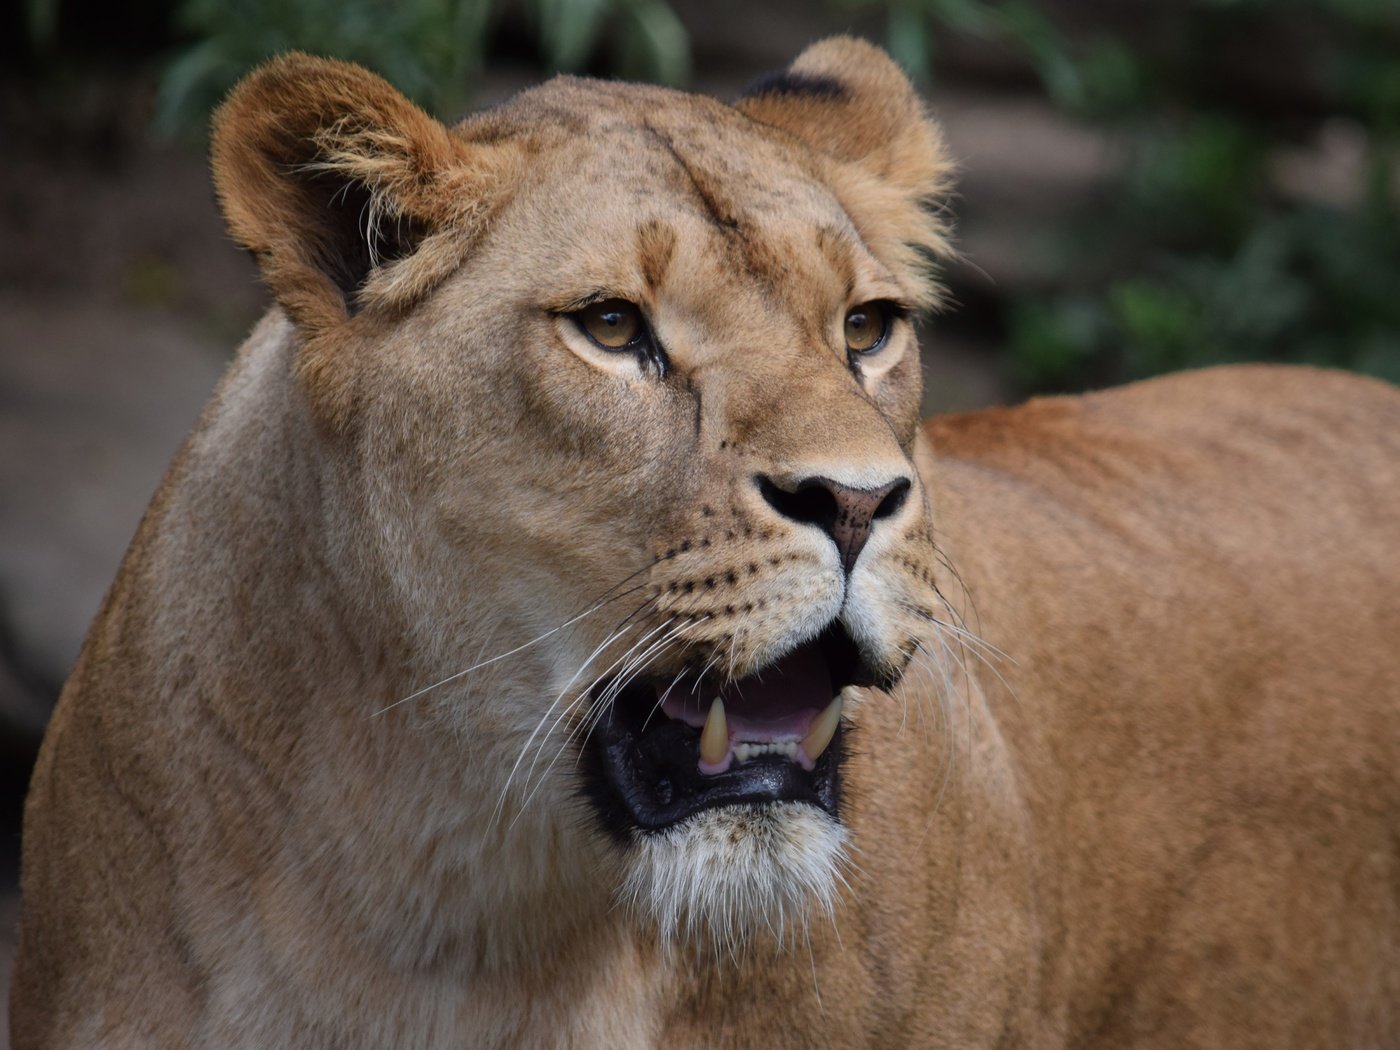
(11, 39, 1400, 1048)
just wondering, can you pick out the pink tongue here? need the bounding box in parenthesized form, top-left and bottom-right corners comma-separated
(658, 642, 832, 741)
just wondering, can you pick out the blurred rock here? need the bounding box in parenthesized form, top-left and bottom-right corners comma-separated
(0, 294, 228, 708)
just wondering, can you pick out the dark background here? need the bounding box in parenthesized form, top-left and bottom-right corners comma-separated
(2, 1, 1396, 1033)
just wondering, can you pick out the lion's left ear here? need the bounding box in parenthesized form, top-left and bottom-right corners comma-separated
(737, 37, 955, 306)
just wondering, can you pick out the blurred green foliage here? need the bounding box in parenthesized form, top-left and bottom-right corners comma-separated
(1010, 128, 1400, 388)
(149, 0, 688, 136)
(853, 0, 1400, 390)
(26, 0, 1399, 391)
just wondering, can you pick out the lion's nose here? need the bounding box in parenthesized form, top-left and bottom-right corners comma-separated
(757, 473, 911, 574)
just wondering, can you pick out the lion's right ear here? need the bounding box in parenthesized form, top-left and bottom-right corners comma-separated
(211, 54, 502, 332)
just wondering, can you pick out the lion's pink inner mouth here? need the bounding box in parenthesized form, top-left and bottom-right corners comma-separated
(656, 641, 834, 774)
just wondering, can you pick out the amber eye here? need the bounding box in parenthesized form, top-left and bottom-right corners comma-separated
(577, 299, 644, 350)
(844, 301, 893, 355)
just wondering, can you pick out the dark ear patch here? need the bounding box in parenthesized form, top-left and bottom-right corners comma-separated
(734, 36, 926, 167)
(295, 168, 431, 312)
(740, 70, 849, 102)
(251, 119, 434, 312)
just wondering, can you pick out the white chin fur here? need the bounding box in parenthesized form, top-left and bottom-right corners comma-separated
(620, 802, 847, 955)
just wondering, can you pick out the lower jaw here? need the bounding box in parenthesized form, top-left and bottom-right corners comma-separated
(581, 716, 846, 837)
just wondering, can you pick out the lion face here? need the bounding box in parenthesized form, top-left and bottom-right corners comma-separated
(212, 38, 954, 948)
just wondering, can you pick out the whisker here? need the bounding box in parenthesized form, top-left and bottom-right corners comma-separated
(644, 664, 691, 735)
(500, 614, 677, 813)
(583, 617, 704, 739)
(568, 618, 708, 766)
(491, 606, 662, 824)
(895, 597, 1015, 670)
(513, 618, 706, 824)
(536, 615, 698, 783)
(372, 562, 663, 717)
(549, 616, 689, 765)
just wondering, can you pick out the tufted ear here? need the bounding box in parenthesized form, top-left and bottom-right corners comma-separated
(737, 37, 956, 307)
(211, 53, 506, 333)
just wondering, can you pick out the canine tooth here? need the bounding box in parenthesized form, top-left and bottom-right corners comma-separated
(801, 694, 843, 764)
(700, 698, 729, 767)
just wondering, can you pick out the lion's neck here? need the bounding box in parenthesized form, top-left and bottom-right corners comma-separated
(122, 315, 643, 991)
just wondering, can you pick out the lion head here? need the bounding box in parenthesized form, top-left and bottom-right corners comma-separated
(211, 37, 956, 951)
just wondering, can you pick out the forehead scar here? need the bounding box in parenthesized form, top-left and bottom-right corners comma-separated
(643, 122, 742, 234)
(641, 122, 793, 295)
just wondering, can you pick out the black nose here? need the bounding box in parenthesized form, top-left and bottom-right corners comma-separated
(757, 474, 911, 574)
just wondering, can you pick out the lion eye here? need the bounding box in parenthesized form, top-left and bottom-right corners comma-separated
(577, 299, 644, 350)
(844, 301, 893, 355)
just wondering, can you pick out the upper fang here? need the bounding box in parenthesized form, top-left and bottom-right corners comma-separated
(699, 698, 729, 772)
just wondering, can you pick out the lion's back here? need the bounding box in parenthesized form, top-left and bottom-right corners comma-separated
(922, 364, 1400, 1046)
(927, 364, 1399, 603)
(924, 361, 1400, 751)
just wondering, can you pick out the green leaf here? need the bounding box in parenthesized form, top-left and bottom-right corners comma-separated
(154, 38, 237, 140)
(886, 6, 931, 85)
(924, 0, 995, 37)
(538, 0, 611, 73)
(618, 0, 690, 85)
(995, 2, 1083, 111)
(1008, 296, 1107, 390)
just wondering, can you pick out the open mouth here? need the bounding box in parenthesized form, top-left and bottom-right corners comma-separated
(584, 620, 879, 833)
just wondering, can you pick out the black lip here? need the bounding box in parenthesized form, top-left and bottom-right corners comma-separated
(579, 620, 874, 836)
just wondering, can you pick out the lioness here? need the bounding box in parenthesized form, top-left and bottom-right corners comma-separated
(10, 36, 1400, 1048)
